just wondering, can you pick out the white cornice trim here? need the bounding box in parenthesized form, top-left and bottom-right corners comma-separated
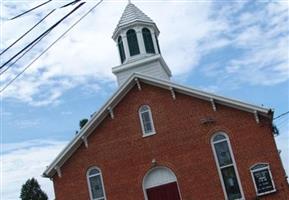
(112, 54, 172, 77)
(43, 73, 272, 178)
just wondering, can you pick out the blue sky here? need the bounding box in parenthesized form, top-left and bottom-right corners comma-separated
(1, 0, 288, 199)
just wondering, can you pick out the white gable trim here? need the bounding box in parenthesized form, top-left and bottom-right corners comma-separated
(43, 73, 272, 178)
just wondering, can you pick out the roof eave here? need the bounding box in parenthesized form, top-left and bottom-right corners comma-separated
(43, 75, 138, 178)
(43, 73, 272, 178)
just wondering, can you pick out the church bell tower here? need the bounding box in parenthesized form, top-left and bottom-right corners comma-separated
(112, 2, 172, 86)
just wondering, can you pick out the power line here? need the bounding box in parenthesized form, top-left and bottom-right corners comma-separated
(274, 111, 289, 120)
(9, 0, 52, 20)
(0, 33, 49, 76)
(0, 0, 84, 75)
(0, 9, 55, 56)
(61, 0, 82, 8)
(0, 2, 86, 70)
(0, 0, 104, 93)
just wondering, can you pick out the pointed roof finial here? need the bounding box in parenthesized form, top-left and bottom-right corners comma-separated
(112, 2, 159, 39)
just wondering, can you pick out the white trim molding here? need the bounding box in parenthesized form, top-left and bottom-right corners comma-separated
(55, 166, 62, 178)
(81, 136, 88, 148)
(211, 132, 244, 200)
(135, 78, 142, 90)
(43, 73, 272, 178)
(250, 163, 276, 196)
(254, 111, 260, 124)
(170, 87, 176, 100)
(210, 98, 217, 111)
(107, 107, 114, 119)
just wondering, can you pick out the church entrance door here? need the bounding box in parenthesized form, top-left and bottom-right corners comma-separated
(143, 167, 181, 200)
(146, 181, 181, 200)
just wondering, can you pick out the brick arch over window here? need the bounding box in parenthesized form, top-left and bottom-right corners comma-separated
(211, 132, 244, 200)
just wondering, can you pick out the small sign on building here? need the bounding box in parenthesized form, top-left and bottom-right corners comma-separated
(250, 163, 276, 196)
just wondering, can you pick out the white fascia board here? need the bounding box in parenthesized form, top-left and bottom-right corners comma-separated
(135, 74, 271, 115)
(43, 75, 137, 178)
(112, 54, 171, 77)
(43, 73, 272, 178)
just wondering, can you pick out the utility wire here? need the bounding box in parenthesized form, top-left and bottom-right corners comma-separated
(0, 9, 55, 56)
(0, 2, 86, 70)
(0, 0, 104, 93)
(274, 111, 289, 120)
(10, 0, 52, 20)
(0, 33, 49, 76)
(61, 0, 82, 8)
(0, 0, 84, 74)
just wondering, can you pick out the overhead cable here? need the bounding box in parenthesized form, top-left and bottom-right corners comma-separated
(0, 2, 86, 70)
(1, 0, 84, 57)
(0, 9, 55, 56)
(61, 0, 82, 8)
(274, 111, 289, 120)
(0, 0, 104, 93)
(10, 0, 52, 20)
(0, 33, 49, 76)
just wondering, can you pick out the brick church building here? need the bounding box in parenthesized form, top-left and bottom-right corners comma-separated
(43, 3, 289, 200)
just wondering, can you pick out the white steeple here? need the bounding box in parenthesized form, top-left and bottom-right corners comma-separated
(112, 2, 172, 86)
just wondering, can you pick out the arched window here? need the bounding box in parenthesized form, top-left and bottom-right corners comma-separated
(87, 167, 106, 200)
(142, 28, 155, 54)
(126, 29, 140, 56)
(118, 36, 126, 63)
(139, 105, 155, 136)
(211, 133, 243, 200)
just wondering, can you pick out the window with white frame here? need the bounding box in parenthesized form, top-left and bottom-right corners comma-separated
(211, 133, 243, 200)
(139, 105, 155, 136)
(250, 163, 276, 196)
(87, 167, 106, 200)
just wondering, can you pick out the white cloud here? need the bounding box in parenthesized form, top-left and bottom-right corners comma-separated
(201, 1, 289, 88)
(1, 1, 288, 105)
(1, 140, 67, 200)
(275, 132, 289, 179)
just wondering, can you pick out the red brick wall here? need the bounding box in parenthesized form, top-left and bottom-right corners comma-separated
(53, 83, 289, 200)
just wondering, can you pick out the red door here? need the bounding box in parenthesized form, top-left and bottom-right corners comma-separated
(146, 182, 181, 200)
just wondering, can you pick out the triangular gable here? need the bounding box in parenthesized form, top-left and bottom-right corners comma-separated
(43, 73, 272, 178)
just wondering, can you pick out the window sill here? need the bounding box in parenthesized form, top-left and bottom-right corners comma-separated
(256, 188, 277, 197)
(142, 131, 156, 138)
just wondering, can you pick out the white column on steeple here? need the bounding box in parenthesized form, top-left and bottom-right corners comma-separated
(151, 30, 159, 54)
(121, 32, 130, 61)
(135, 26, 146, 55)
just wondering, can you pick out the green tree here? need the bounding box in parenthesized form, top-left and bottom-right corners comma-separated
(20, 178, 48, 200)
(79, 118, 88, 129)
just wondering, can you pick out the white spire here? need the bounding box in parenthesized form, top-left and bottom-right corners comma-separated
(112, 2, 157, 39)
